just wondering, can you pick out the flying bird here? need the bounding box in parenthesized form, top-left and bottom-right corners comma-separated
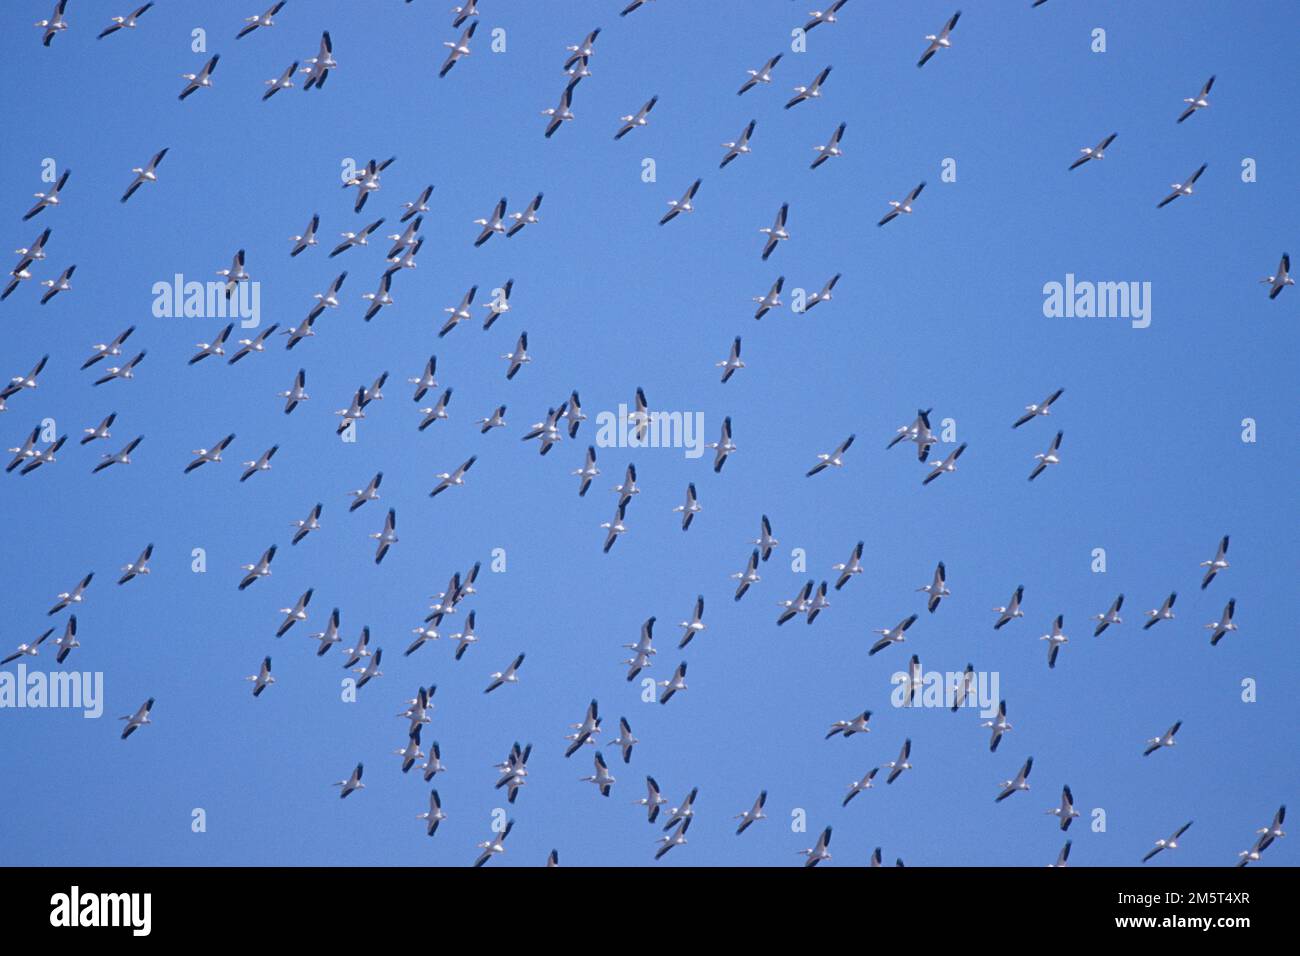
(738, 54, 782, 96)
(1144, 720, 1182, 757)
(806, 433, 855, 476)
(1199, 535, 1230, 589)
(484, 653, 526, 694)
(1069, 133, 1117, 171)
(615, 95, 658, 139)
(659, 179, 701, 226)
(717, 337, 745, 383)
(983, 700, 1013, 752)
(245, 657, 275, 697)
(884, 738, 913, 784)
(1040, 615, 1068, 668)
(1261, 253, 1294, 299)
(706, 417, 736, 473)
(1177, 75, 1215, 123)
(1142, 592, 1177, 630)
(22, 170, 70, 221)
(117, 544, 154, 585)
(120, 148, 169, 204)
(804, 1, 851, 32)
(36, 1, 69, 46)
(877, 181, 926, 226)
(300, 31, 336, 90)
(758, 203, 790, 261)
(179, 55, 221, 100)
(333, 763, 365, 799)
(1047, 785, 1080, 831)
(580, 751, 616, 797)
(238, 545, 276, 590)
(785, 66, 832, 109)
(993, 586, 1025, 630)
(236, 2, 286, 40)
(673, 483, 701, 530)
(98, 4, 154, 39)
(799, 826, 833, 867)
(734, 791, 768, 834)
(922, 442, 966, 485)
(996, 756, 1033, 802)
(720, 121, 757, 169)
(810, 122, 847, 169)
(119, 698, 155, 740)
(869, 614, 918, 655)
(1013, 388, 1065, 427)
(1142, 822, 1193, 863)
(1028, 431, 1063, 481)
(1157, 164, 1208, 208)
(1205, 598, 1237, 646)
(657, 662, 688, 705)
(1092, 594, 1124, 636)
(917, 10, 961, 68)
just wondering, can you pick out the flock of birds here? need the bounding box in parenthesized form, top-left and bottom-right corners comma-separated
(6, 1, 1292, 868)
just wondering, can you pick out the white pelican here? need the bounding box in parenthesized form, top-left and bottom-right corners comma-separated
(543, 81, 579, 138)
(39, 265, 76, 305)
(1205, 597, 1237, 646)
(563, 29, 601, 71)
(678, 596, 706, 648)
(473, 197, 509, 247)
(636, 776, 668, 822)
(659, 179, 701, 226)
(843, 768, 878, 807)
(1069, 133, 1117, 171)
(759, 203, 790, 261)
(805, 582, 831, 624)
(996, 756, 1033, 802)
(804, 1, 850, 32)
(720, 120, 757, 169)
(1177, 75, 1214, 123)
(738, 54, 782, 96)
(92, 435, 143, 473)
(119, 698, 154, 740)
(117, 543, 154, 585)
(1050, 841, 1071, 868)
(877, 181, 926, 226)
(799, 826, 833, 867)
(48, 572, 93, 615)
(451, 0, 479, 28)
(918, 561, 949, 612)
(655, 819, 691, 860)
(832, 541, 865, 591)
(1157, 163, 1208, 208)
(394, 726, 425, 774)
(237, 544, 276, 591)
(332, 763, 364, 799)
(776, 581, 813, 626)
(439, 285, 478, 337)
(993, 585, 1025, 630)
(502, 332, 531, 379)
(183, 434, 233, 476)
(482, 278, 514, 329)
(810, 122, 846, 169)
(22, 170, 70, 221)
(785, 66, 832, 109)
(752, 276, 786, 321)
(706, 416, 736, 473)
(439, 21, 477, 77)
(80, 413, 116, 447)
(735, 791, 767, 834)
(179, 54, 220, 101)
(308, 608, 341, 656)
(917, 10, 961, 68)
(330, 219, 384, 257)
(348, 472, 382, 512)
(601, 501, 629, 553)
(825, 708, 872, 739)
(1047, 785, 1080, 831)
(1092, 593, 1124, 636)
(274, 589, 312, 638)
(300, 32, 336, 90)
(983, 699, 1012, 752)
(451, 611, 478, 660)
(717, 336, 745, 382)
(1142, 592, 1176, 630)
(887, 407, 937, 461)
(120, 148, 168, 204)
(484, 653, 525, 694)
(401, 185, 433, 223)
(361, 273, 394, 322)
(1142, 821, 1193, 862)
(1199, 535, 1229, 589)
(352, 647, 384, 689)
(17, 434, 66, 476)
(609, 717, 637, 764)
(615, 95, 658, 140)
(507, 194, 544, 237)
(657, 662, 688, 705)
(245, 656, 275, 697)
(922, 442, 966, 485)
(239, 445, 278, 483)
(1041, 614, 1068, 668)
(188, 323, 233, 365)
(229, 326, 279, 365)
(408, 355, 438, 402)
(263, 60, 298, 100)
(92, 348, 145, 386)
(53, 617, 78, 663)
(1262, 253, 1294, 299)
(418, 389, 453, 431)
(732, 548, 761, 600)
(869, 614, 918, 656)
(1, 629, 52, 666)
(1012, 388, 1064, 427)
(237, 2, 285, 40)
(1028, 430, 1063, 481)
(421, 742, 447, 782)
(673, 483, 701, 530)
(806, 433, 854, 476)
(564, 699, 602, 758)
(99, 3, 154, 40)
(661, 787, 698, 831)
(884, 738, 913, 784)
(36, 1, 69, 46)
(7, 425, 40, 472)
(752, 514, 779, 562)
(1143, 720, 1181, 756)
(417, 790, 446, 836)
(1257, 806, 1286, 849)
(572, 445, 599, 496)
(279, 369, 309, 413)
(581, 751, 616, 796)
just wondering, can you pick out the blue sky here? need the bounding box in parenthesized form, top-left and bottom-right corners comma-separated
(1, 0, 1295, 867)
